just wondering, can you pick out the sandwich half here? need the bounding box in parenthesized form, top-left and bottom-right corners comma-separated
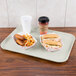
(41, 34, 61, 41)
(42, 39, 62, 48)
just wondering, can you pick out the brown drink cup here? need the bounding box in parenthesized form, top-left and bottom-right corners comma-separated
(38, 16, 49, 35)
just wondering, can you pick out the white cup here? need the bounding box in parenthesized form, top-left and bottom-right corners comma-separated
(21, 16, 32, 33)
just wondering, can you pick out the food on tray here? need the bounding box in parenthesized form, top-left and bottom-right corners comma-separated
(41, 33, 62, 51)
(14, 34, 26, 40)
(41, 34, 61, 41)
(16, 39, 25, 46)
(42, 40, 62, 48)
(14, 33, 35, 47)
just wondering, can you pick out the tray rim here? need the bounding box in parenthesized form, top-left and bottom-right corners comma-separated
(0, 28, 76, 63)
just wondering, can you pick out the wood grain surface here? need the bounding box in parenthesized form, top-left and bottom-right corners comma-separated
(0, 27, 76, 76)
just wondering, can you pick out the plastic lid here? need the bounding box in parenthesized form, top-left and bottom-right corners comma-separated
(38, 16, 49, 23)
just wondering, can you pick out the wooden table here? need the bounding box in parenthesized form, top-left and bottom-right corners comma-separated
(0, 27, 76, 76)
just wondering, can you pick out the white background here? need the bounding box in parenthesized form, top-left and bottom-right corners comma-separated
(0, 0, 76, 27)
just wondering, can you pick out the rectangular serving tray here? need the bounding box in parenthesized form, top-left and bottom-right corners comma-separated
(1, 27, 75, 63)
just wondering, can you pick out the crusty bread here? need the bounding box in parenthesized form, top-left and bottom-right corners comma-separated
(41, 34, 59, 39)
(43, 39, 62, 47)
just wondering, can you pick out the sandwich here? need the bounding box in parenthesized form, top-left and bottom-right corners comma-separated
(41, 34, 61, 42)
(40, 33, 62, 51)
(42, 39, 62, 48)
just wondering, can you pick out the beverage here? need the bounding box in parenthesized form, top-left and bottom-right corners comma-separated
(38, 16, 49, 35)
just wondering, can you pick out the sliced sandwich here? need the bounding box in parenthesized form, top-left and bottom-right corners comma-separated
(40, 34, 62, 50)
(41, 34, 61, 41)
(42, 39, 62, 48)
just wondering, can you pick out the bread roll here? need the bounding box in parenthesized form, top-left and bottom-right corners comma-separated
(41, 34, 59, 39)
(43, 39, 62, 47)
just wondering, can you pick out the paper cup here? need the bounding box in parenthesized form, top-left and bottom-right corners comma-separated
(13, 32, 37, 49)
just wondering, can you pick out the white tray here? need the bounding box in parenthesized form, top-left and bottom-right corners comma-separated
(1, 27, 75, 63)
